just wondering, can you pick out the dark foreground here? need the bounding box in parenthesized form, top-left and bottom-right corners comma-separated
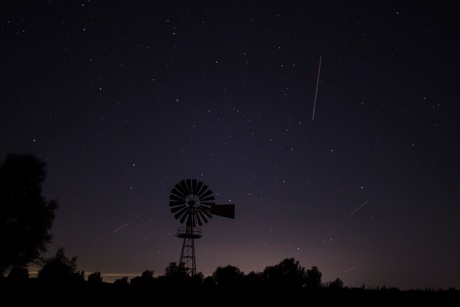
(2, 281, 459, 305)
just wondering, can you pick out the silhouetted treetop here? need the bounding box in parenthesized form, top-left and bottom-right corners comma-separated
(262, 258, 306, 288)
(38, 247, 82, 284)
(305, 265, 322, 289)
(0, 153, 58, 276)
(212, 265, 244, 288)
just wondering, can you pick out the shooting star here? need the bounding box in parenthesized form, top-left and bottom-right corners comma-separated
(344, 266, 357, 273)
(350, 201, 368, 215)
(113, 223, 129, 233)
(311, 55, 322, 120)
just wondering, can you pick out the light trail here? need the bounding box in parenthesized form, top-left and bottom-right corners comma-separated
(113, 223, 129, 232)
(350, 201, 368, 215)
(312, 55, 322, 120)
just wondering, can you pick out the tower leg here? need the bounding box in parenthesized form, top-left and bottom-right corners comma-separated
(178, 226, 197, 276)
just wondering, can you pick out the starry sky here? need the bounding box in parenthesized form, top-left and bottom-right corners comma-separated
(1, 0, 459, 290)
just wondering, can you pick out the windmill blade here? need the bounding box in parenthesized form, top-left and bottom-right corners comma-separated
(194, 211, 203, 226)
(199, 189, 214, 201)
(211, 204, 235, 219)
(180, 210, 190, 224)
(196, 181, 207, 198)
(175, 180, 189, 195)
(171, 205, 186, 214)
(198, 206, 212, 219)
(197, 209, 210, 224)
(201, 200, 215, 207)
(179, 180, 190, 197)
(185, 178, 193, 195)
(169, 193, 186, 204)
(191, 179, 199, 194)
(195, 181, 208, 196)
(171, 186, 187, 199)
(174, 207, 188, 220)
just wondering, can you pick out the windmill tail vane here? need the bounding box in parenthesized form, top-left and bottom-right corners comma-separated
(211, 203, 235, 219)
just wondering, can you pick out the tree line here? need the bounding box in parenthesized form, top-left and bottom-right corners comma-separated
(3, 247, 340, 291)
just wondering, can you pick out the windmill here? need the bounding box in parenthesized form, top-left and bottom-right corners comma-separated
(169, 178, 235, 276)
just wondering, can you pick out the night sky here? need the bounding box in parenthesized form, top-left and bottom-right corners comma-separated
(1, 1, 459, 290)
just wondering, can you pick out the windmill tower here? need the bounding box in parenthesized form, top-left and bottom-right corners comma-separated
(169, 178, 235, 276)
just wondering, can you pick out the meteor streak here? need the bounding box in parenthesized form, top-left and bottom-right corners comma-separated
(312, 55, 322, 120)
(350, 201, 368, 215)
(113, 223, 129, 232)
(344, 266, 357, 273)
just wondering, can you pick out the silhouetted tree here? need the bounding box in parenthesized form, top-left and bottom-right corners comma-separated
(130, 270, 156, 288)
(244, 271, 264, 289)
(158, 262, 190, 288)
(37, 247, 82, 285)
(202, 276, 217, 289)
(305, 265, 322, 289)
(263, 258, 306, 288)
(212, 265, 245, 288)
(325, 277, 344, 290)
(6, 266, 29, 283)
(87, 271, 103, 284)
(190, 271, 204, 288)
(113, 276, 129, 287)
(141, 269, 154, 278)
(0, 153, 58, 276)
(164, 261, 186, 277)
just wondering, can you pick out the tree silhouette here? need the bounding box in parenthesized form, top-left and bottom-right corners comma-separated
(158, 261, 191, 288)
(305, 265, 322, 289)
(87, 271, 103, 284)
(325, 277, 344, 290)
(0, 153, 58, 276)
(202, 275, 217, 289)
(6, 266, 29, 284)
(113, 276, 129, 287)
(212, 265, 245, 288)
(263, 258, 306, 289)
(244, 271, 264, 289)
(130, 270, 156, 288)
(37, 247, 82, 285)
(164, 261, 184, 277)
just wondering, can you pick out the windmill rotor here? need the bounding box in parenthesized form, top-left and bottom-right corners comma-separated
(169, 178, 216, 227)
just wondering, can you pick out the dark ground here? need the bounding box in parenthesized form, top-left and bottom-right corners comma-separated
(2, 281, 459, 305)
